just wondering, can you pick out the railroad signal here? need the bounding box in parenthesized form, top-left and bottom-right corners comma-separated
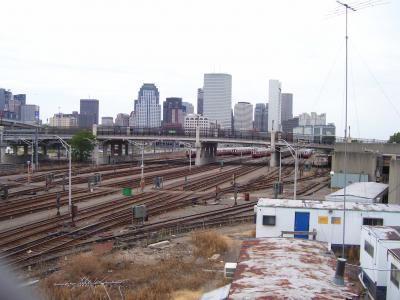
(56, 192, 61, 216)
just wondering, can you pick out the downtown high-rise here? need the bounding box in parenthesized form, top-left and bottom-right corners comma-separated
(254, 103, 268, 132)
(133, 83, 161, 128)
(197, 88, 204, 115)
(281, 93, 293, 122)
(268, 79, 282, 132)
(234, 102, 253, 131)
(203, 73, 232, 130)
(79, 99, 99, 129)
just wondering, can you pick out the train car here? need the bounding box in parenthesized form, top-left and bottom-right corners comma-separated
(299, 148, 313, 159)
(217, 147, 234, 156)
(186, 146, 255, 158)
(251, 148, 272, 158)
(186, 149, 196, 158)
(312, 154, 329, 168)
(232, 147, 253, 156)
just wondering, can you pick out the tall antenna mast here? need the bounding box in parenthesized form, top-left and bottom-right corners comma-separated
(336, 0, 355, 260)
(333, 0, 387, 259)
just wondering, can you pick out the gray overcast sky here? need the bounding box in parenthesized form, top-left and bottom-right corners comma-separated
(0, 0, 399, 139)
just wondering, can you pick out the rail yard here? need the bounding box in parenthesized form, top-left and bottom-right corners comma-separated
(0, 148, 331, 298)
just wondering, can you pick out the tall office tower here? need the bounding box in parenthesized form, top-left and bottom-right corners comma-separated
(197, 88, 204, 115)
(101, 117, 114, 126)
(13, 94, 26, 105)
(115, 113, 130, 127)
(182, 101, 194, 114)
(282, 117, 299, 133)
(133, 83, 161, 128)
(203, 73, 232, 130)
(268, 79, 282, 132)
(254, 103, 268, 132)
(163, 97, 184, 125)
(281, 93, 293, 122)
(21, 105, 40, 124)
(79, 99, 99, 129)
(298, 112, 326, 126)
(234, 102, 253, 131)
(0, 88, 12, 111)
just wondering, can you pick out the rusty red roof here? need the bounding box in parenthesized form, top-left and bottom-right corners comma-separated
(228, 238, 359, 300)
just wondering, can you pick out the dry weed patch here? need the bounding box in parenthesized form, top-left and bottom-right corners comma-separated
(191, 230, 229, 258)
(40, 251, 220, 300)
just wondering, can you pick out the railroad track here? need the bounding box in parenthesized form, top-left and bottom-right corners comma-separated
(0, 189, 117, 221)
(0, 164, 258, 268)
(102, 164, 218, 188)
(8, 201, 256, 269)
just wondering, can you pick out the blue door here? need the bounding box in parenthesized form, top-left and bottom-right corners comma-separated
(294, 212, 310, 239)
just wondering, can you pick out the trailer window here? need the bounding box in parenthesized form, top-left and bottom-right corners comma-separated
(363, 218, 383, 226)
(390, 263, 400, 288)
(364, 240, 374, 258)
(263, 215, 276, 226)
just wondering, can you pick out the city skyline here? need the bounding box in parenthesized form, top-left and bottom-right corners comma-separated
(1, 0, 399, 139)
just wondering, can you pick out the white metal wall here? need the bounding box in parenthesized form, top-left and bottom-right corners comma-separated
(387, 253, 400, 300)
(256, 205, 400, 246)
(360, 227, 400, 287)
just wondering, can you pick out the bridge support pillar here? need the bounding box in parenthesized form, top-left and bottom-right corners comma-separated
(0, 126, 5, 164)
(93, 143, 101, 166)
(270, 131, 277, 167)
(195, 142, 217, 166)
(110, 143, 116, 156)
(42, 145, 47, 156)
(125, 143, 129, 155)
(117, 142, 123, 156)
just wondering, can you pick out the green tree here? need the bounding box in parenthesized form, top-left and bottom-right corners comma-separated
(70, 131, 95, 161)
(389, 132, 400, 143)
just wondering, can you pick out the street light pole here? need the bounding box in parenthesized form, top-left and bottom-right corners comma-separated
(56, 136, 72, 214)
(189, 148, 192, 171)
(68, 143, 72, 210)
(141, 143, 144, 180)
(279, 150, 282, 183)
(279, 139, 298, 200)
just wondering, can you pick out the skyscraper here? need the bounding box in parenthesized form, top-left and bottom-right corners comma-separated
(182, 101, 194, 114)
(281, 93, 293, 122)
(13, 94, 26, 105)
(203, 73, 232, 130)
(115, 113, 130, 127)
(254, 103, 268, 132)
(133, 83, 161, 128)
(268, 79, 282, 132)
(163, 97, 185, 126)
(234, 102, 253, 131)
(197, 88, 204, 115)
(21, 104, 40, 124)
(79, 99, 99, 129)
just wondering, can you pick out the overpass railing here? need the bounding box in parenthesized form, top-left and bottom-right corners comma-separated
(96, 126, 338, 145)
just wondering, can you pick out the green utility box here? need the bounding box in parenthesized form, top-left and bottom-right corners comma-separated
(122, 187, 132, 196)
